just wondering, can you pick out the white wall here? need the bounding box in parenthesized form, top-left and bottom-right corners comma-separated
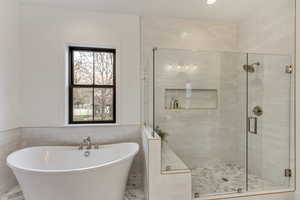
(0, 0, 21, 130)
(238, 0, 295, 55)
(0, 0, 22, 195)
(16, 4, 144, 188)
(20, 4, 140, 127)
(17, 4, 144, 188)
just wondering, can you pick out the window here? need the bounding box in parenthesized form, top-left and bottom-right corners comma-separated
(69, 46, 116, 124)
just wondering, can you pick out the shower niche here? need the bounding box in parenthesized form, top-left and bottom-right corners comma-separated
(164, 89, 218, 110)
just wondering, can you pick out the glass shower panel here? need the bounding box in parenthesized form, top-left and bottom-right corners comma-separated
(154, 49, 248, 196)
(247, 54, 293, 191)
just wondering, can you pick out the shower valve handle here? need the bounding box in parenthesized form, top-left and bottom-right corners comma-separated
(248, 117, 258, 135)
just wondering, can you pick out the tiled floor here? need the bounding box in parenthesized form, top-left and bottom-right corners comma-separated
(1, 186, 144, 200)
(192, 161, 279, 196)
(1, 174, 145, 200)
(124, 188, 144, 200)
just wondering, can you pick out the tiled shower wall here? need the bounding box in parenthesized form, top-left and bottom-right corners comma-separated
(142, 18, 246, 168)
(142, 0, 295, 186)
(219, 53, 247, 167)
(141, 17, 239, 127)
(238, 0, 295, 186)
(154, 50, 222, 169)
(153, 50, 249, 170)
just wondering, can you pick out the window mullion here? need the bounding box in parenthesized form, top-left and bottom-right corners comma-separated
(92, 52, 95, 121)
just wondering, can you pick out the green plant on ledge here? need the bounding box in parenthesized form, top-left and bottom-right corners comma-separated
(154, 126, 168, 141)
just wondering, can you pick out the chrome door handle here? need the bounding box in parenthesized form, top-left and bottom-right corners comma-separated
(248, 117, 258, 134)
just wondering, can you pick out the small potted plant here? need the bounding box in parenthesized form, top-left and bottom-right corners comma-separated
(154, 126, 168, 141)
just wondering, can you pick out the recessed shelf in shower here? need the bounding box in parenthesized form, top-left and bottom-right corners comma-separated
(164, 88, 218, 110)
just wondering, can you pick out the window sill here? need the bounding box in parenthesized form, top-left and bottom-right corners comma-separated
(64, 123, 121, 127)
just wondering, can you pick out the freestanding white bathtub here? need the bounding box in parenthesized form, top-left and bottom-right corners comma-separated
(7, 143, 139, 200)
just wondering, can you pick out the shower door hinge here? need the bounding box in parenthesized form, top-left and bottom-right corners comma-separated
(285, 169, 292, 177)
(286, 65, 293, 74)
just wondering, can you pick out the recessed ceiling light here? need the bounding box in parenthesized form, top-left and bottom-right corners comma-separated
(206, 0, 216, 5)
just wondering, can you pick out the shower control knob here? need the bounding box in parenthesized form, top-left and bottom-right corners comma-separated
(253, 106, 263, 116)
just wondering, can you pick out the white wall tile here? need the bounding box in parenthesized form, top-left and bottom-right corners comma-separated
(0, 129, 21, 195)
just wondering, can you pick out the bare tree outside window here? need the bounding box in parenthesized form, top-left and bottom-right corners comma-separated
(69, 47, 116, 124)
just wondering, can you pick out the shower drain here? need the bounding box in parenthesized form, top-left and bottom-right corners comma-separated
(222, 177, 229, 182)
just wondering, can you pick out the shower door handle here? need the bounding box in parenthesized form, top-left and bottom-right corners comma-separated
(248, 117, 258, 134)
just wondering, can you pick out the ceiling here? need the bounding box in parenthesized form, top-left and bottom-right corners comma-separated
(20, 0, 291, 23)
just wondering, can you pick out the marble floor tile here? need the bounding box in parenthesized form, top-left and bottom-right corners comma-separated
(1, 186, 144, 200)
(192, 161, 280, 196)
(1, 174, 144, 200)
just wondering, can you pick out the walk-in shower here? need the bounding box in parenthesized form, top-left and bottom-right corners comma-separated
(144, 48, 295, 198)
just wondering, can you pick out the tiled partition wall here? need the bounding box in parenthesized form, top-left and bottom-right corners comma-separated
(142, 127, 191, 200)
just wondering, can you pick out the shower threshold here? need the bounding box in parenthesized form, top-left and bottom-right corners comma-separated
(194, 188, 294, 200)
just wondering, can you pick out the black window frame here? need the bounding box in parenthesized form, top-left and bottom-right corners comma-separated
(69, 46, 116, 124)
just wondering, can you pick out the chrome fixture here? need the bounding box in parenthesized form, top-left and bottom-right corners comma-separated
(194, 193, 200, 198)
(248, 117, 258, 134)
(84, 151, 90, 157)
(285, 169, 292, 177)
(84, 136, 92, 150)
(248, 106, 263, 135)
(169, 98, 180, 109)
(243, 62, 260, 73)
(286, 65, 293, 74)
(237, 188, 243, 193)
(253, 106, 263, 116)
(79, 137, 99, 150)
(78, 143, 84, 150)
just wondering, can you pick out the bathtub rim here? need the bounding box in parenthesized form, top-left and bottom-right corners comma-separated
(7, 143, 139, 175)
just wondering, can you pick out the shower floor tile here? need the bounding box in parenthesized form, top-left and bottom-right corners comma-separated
(192, 161, 278, 196)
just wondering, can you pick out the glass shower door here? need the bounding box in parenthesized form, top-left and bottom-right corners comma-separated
(246, 53, 293, 192)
